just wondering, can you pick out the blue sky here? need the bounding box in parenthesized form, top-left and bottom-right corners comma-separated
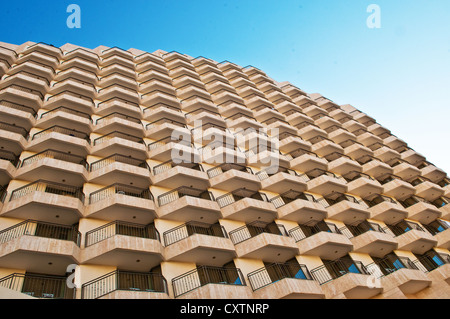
(1, 0, 449, 173)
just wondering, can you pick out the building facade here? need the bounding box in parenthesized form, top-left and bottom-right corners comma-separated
(0, 41, 449, 299)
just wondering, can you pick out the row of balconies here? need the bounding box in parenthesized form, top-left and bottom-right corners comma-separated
(0, 216, 447, 299)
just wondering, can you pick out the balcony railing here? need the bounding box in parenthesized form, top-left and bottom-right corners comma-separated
(39, 106, 92, 122)
(247, 261, 313, 291)
(0, 121, 29, 138)
(288, 221, 342, 242)
(147, 135, 192, 151)
(157, 186, 213, 207)
(145, 118, 187, 130)
(207, 163, 253, 179)
(95, 112, 142, 126)
(387, 220, 427, 237)
(163, 221, 227, 246)
(255, 165, 307, 181)
(152, 160, 204, 176)
(46, 90, 94, 105)
(88, 183, 153, 204)
(0, 219, 81, 246)
(3, 84, 44, 100)
(216, 188, 268, 209)
(365, 194, 399, 207)
(0, 273, 74, 299)
(9, 180, 85, 203)
(0, 100, 37, 117)
(172, 266, 246, 298)
(270, 190, 318, 209)
(0, 149, 20, 166)
(423, 219, 449, 235)
(414, 252, 450, 273)
(228, 221, 288, 245)
(19, 149, 88, 170)
(344, 220, 388, 239)
(93, 131, 145, 146)
(31, 125, 91, 143)
(81, 270, 168, 299)
(310, 258, 369, 285)
(89, 153, 150, 172)
(85, 220, 159, 247)
(365, 255, 420, 278)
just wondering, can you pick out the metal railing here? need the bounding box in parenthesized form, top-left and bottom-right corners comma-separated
(0, 219, 81, 246)
(93, 131, 145, 146)
(0, 100, 37, 116)
(88, 183, 153, 205)
(89, 153, 149, 172)
(145, 117, 186, 130)
(0, 149, 20, 166)
(288, 221, 342, 242)
(46, 90, 94, 104)
(163, 221, 227, 246)
(85, 221, 159, 247)
(172, 266, 245, 298)
(20, 149, 88, 170)
(9, 180, 84, 203)
(81, 270, 168, 299)
(152, 159, 203, 176)
(0, 121, 29, 138)
(31, 125, 90, 143)
(147, 135, 192, 151)
(207, 163, 253, 179)
(365, 255, 420, 278)
(310, 259, 369, 285)
(270, 190, 316, 209)
(0, 273, 74, 299)
(216, 188, 268, 208)
(229, 221, 288, 245)
(39, 106, 92, 121)
(255, 166, 304, 181)
(3, 84, 44, 100)
(157, 186, 212, 207)
(247, 262, 313, 291)
(96, 97, 140, 110)
(95, 112, 142, 125)
(387, 220, 427, 237)
(344, 220, 388, 239)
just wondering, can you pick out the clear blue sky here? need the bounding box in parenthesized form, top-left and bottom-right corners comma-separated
(2, 0, 449, 173)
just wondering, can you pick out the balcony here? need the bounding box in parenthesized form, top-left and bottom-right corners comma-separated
(245, 146, 290, 170)
(423, 219, 450, 250)
(217, 189, 277, 223)
(340, 139, 374, 160)
(372, 143, 401, 164)
(270, 190, 327, 224)
(288, 221, 353, 259)
(343, 171, 383, 200)
(44, 91, 95, 114)
(16, 149, 89, 186)
(37, 106, 92, 135)
(344, 221, 398, 257)
(92, 131, 147, 159)
(89, 154, 151, 188)
(27, 125, 91, 157)
(378, 174, 416, 201)
(326, 152, 362, 176)
(163, 221, 235, 266)
(0, 84, 43, 110)
(366, 195, 408, 224)
(418, 161, 447, 183)
(0, 45, 17, 73)
(322, 193, 370, 224)
(0, 273, 75, 299)
(366, 254, 431, 295)
(139, 77, 175, 96)
(49, 77, 96, 99)
(143, 102, 184, 123)
(96, 97, 141, 118)
(0, 120, 29, 155)
(8, 60, 55, 84)
(145, 115, 188, 141)
(81, 270, 169, 299)
(248, 262, 325, 299)
(296, 122, 328, 141)
(310, 257, 383, 299)
(432, 196, 450, 220)
(308, 136, 344, 158)
(191, 122, 234, 147)
(57, 60, 99, 82)
(229, 221, 299, 262)
(414, 252, 450, 284)
(387, 220, 438, 254)
(147, 135, 198, 163)
(391, 159, 421, 181)
(94, 113, 143, 138)
(400, 195, 442, 223)
(305, 169, 348, 196)
(278, 132, 312, 154)
(172, 266, 250, 299)
(0, 100, 36, 131)
(151, 160, 209, 189)
(357, 155, 393, 180)
(156, 187, 221, 224)
(325, 125, 356, 145)
(2, 180, 84, 224)
(256, 166, 308, 193)
(1, 71, 49, 98)
(354, 129, 383, 147)
(0, 149, 18, 185)
(0, 219, 80, 275)
(82, 221, 163, 272)
(86, 183, 156, 224)
(383, 135, 407, 150)
(207, 163, 260, 191)
(410, 177, 444, 201)
(140, 90, 179, 109)
(287, 148, 328, 173)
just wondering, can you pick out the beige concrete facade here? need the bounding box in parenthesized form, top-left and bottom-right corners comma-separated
(0, 41, 449, 299)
